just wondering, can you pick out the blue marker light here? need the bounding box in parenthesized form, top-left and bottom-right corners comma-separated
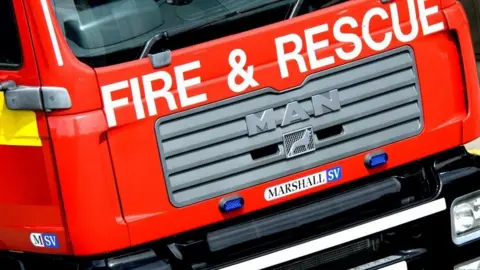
(365, 151, 388, 168)
(219, 195, 244, 213)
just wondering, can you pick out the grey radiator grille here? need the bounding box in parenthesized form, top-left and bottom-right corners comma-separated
(155, 47, 423, 207)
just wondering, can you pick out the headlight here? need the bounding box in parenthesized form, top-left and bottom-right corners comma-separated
(451, 190, 480, 245)
(455, 257, 480, 270)
(454, 203, 475, 233)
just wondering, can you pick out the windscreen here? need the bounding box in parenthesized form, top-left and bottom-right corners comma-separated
(51, 0, 302, 67)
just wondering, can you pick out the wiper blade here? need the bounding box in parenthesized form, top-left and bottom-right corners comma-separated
(140, 0, 294, 58)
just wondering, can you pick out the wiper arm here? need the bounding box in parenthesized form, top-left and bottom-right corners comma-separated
(140, 0, 294, 59)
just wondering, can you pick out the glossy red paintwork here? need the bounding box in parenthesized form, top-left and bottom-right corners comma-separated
(441, 0, 457, 8)
(24, 0, 102, 115)
(443, 3, 480, 144)
(0, 0, 69, 255)
(99, 0, 473, 248)
(20, 0, 131, 256)
(47, 111, 130, 255)
(1, 0, 478, 258)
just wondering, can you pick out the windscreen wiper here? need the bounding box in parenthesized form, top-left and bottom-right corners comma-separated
(139, 0, 295, 59)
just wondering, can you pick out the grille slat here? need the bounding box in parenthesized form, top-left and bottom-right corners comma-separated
(159, 52, 414, 140)
(169, 102, 420, 191)
(165, 86, 418, 174)
(162, 69, 416, 158)
(155, 47, 424, 206)
(172, 120, 421, 203)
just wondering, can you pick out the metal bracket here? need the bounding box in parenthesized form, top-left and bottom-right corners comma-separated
(4, 86, 44, 111)
(1, 82, 72, 112)
(148, 50, 172, 69)
(0, 80, 17, 91)
(42, 87, 72, 112)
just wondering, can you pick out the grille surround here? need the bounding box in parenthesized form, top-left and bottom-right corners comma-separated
(155, 46, 424, 207)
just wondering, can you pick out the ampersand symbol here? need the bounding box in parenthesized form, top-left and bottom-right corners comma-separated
(228, 49, 259, 93)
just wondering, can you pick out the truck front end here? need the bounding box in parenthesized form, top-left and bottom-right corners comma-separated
(2, 0, 480, 269)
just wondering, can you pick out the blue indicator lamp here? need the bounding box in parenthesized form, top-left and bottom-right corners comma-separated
(364, 150, 388, 168)
(219, 195, 244, 213)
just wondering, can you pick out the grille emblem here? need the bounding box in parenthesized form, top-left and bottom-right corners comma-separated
(283, 126, 316, 159)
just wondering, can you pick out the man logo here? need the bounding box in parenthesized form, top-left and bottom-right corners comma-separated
(30, 233, 59, 248)
(245, 89, 340, 136)
(284, 126, 316, 159)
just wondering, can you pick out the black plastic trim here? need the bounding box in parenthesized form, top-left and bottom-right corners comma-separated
(107, 249, 158, 270)
(207, 177, 401, 252)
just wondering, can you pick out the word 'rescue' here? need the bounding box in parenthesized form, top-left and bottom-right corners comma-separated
(275, 0, 443, 78)
(102, 0, 444, 128)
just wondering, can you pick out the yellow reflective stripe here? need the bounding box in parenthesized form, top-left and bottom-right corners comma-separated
(0, 92, 41, 147)
(468, 149, 480, 156)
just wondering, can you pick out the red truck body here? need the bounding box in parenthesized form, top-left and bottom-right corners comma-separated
(1, 0, 480, 268)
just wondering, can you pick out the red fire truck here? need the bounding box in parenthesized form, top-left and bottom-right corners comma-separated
(1, 0, 480, 269)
